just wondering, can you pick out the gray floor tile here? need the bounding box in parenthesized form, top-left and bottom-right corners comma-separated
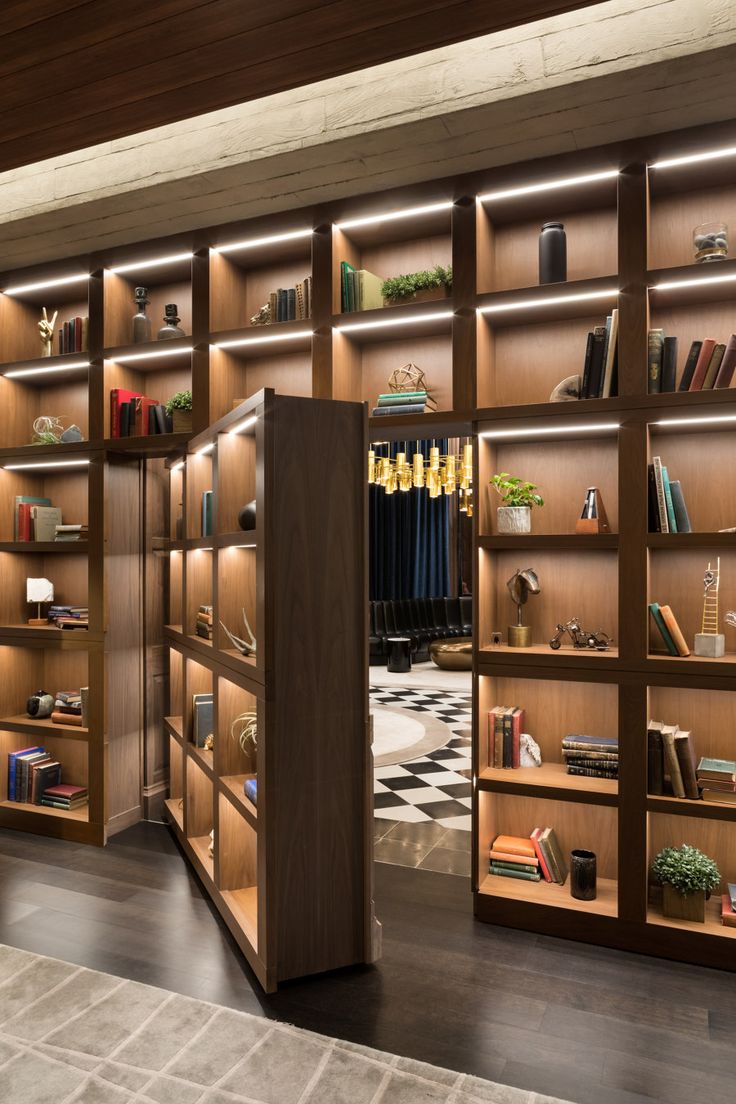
(418, 846, 471, 876)
(386, 822, 449, 847)
(374, 838, 433, 868)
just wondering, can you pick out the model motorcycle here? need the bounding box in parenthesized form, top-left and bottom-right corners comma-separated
(549, 617, 612, 651)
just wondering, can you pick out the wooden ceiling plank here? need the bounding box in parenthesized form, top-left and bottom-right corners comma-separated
(0, 0, 91, 38)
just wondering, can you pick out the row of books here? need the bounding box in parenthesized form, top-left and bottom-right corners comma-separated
(487, 706, 524, 768)
(562, 734, 618, 779)
(192, 691, 213, 747)
(58, 316, 88, 355)
(649, 332, 736, 393)
(48, 689, 87, 729)
(649, 602, 689, 657)
(578, 310, 618, 399)
(648, 723, 736, 804)
(196, 605, 213, 642)
(648, 457, 691, 533)
(48, 605, 88, 631)
(488, 831, 568, 884)
(266, 279, 312, 322)
(110, 388, 173, 438)
(14, 496, 87, 543)
(723, 883, 736, 929)
(340, 262, 384, 313)
(372, 390, 437, 417)
(7, 745, 87, 810)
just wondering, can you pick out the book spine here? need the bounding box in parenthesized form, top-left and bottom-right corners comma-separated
(538, 835, 561, 883)
(659, 605, 690, 656)
(702, 343, 726, 390)
(661, 336, 678, 392)
(662, 730, 686, 798)
(502, 711, 513, 769)
(647, 329, 664, 393)
(715, 333, 736, 388)
(678, 340, 702, 391)
(494, 712, 504, 769)
(580, 331, 594, 399)
(488, 866, 541, 882)
(689, 337, 716, 391)
(530, 830, 553, 882)
(647, 730, 664, 795)
(648, 465, 660, 533)
(675, 735, 700, 800)
(561, 739, 618, 752)
(652, 456, 669, 533)
(661, 466, 678, 533)
(648, 603, 678, 656)
(669, 481, 692, 534)
(490, 860, 539, 873)
(566, 764, 618, 778)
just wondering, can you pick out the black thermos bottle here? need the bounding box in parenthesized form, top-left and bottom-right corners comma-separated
(539, 221, 567, 284)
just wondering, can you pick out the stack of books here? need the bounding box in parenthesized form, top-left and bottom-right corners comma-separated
(372, 391, 437, 417)
(265, 279, 312, 323)
(244, 778, 257, 806)
(562, 734, 619, 780)
(51, 691, 84, 729)
(48, 606, 88, 631)
(340, 262, 384, 313)
(196, 605, 213, 641)
(648, 456, 691, 533)
(14, 497, 63, 542)
(696, 757, 736, 805)
(7, 746, 62, 804)
(648, 602, 689, 657)
(58, 316, 88, 354)
(656, 332, 736, 393)
(41, 784, 88, 812)
(487, 706, 525, 769)
(488, 829, 568, 885)
(110, 389, 172, 438)
(55, 524, 88, 542)
(579, 309, 618, 399)
(647, 722, 699, 798)
(722, 883, 736, 928)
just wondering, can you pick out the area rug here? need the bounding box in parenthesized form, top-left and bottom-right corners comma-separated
(0, 944, 566, 1104)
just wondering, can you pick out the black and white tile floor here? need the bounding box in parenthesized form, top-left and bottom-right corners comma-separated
(371, 687, 472, 876)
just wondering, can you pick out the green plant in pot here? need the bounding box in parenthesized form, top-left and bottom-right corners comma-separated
(490, 473, 544, 534)
(652, 844, 721, 924)
(381, 264, 452, 305)
(166, 390, 193, 434)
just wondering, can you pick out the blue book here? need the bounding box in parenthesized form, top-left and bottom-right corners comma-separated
(244, 778, 257, 806)
(661, 466, 678, 533)
(649, 602, 678, 656)
(8, 746, 44, 802)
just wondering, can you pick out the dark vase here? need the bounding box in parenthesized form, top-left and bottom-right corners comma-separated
(539, 222, 567, 284)
(132, 287, 152, 343)
(570, 849, 597, 900)
(238, 500, 256, 531)
(158, 303, 185, 340)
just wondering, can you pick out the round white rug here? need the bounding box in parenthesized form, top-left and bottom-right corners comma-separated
(371, 704, 454, 767)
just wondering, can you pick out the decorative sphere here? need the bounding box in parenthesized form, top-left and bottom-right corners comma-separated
(238, 500, 256, 531)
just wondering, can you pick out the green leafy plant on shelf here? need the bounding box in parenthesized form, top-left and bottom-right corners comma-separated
(165, 390, 193, 415)
(381, 265, 453, 303)
(652, 844, 721, 897)
(489, 473, 544, 509)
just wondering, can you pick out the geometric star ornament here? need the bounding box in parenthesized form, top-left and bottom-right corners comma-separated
(388, 362, 428, 393)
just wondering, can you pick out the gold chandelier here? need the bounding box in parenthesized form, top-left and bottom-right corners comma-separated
(368, 442, 473, 515)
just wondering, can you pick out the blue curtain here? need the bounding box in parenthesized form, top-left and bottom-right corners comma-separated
(369, 440, 450, 600)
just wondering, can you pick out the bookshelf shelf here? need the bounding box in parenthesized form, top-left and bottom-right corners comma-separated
(0, 714, 89, 740)
(647, 794, 736, 823)
(164, 796, 183, 831)
(478, 872, 618, 918)
(477, 645, 620, 668)
(647, 533, 736, 548)
(188, 743, 215, 780)
(188, 833, 215, 881)
(221, 887, 259, 952)
(164, 715, 183, 743)
(647, 901, 736, 940)
(0, 542, 88, 553)
(220, 774, 258, 828)
(479, 764, 618, 805)
(104, 338, 193, 368)
(478, 534, 619, 551)
(476, 275, 618, 323)
(0, 798, 89, 822)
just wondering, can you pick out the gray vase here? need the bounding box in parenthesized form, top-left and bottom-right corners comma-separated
(158, 304, 185, 340)
(132, 287, 152, 343)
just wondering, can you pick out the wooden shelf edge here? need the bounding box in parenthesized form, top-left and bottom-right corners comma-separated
(477, 872, 618, 918)
(647, 794, 736, 822)
(0, 715, 90, 740)
(219, 775, 258, 829)
(647, 532, 736, 548)
(478, 769, 618, 806)
(0, 542, 88, 553)
(479, 534, 618, 550)
(187, 744, 216, 780)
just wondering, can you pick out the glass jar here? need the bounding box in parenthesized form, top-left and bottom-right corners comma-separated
(693, 222, 728, 263)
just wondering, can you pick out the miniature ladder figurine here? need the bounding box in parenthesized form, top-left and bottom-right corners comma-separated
(694, 557, 725, 657)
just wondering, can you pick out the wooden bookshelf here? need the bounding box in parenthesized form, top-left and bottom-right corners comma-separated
(162, 390, 374, 991)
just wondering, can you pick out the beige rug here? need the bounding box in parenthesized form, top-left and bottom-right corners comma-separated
(0, 944, 568, 1104)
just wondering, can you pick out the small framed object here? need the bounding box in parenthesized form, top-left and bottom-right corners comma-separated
(575, 487, 610, 534)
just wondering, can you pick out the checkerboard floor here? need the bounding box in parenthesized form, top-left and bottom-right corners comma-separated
(371, 687, 472, 833)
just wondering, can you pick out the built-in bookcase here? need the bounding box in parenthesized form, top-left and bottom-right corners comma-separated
(162, 390, 373, 991)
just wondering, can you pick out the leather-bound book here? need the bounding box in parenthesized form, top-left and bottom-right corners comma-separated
(492, 834, 536, 859)
(714, 333, 736, 388)
(661, 725, 686, 798)
(689, 338, 716, 390)
(678, 340, 702, 390)
(647, 721, 665, 795)
(659, 605, 690, 656)
(661, 336, 678, 392)
(702, 342, 726, 389)
(674, 731, 699, 799)
(647, 329, 664, 393)
(721, 896, 736, 927)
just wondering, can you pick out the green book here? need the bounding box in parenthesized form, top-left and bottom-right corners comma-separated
(376, 391, 428, 402)
(648, 602, 678, 656)
(489, 865, 541, 882)
(661, 466, 678, 533)
(490, 860, 539, 874)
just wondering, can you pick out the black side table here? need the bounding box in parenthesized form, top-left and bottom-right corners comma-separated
(386, 636, 412, 673)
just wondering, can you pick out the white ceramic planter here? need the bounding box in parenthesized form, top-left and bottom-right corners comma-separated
(497, 506, 531, 534)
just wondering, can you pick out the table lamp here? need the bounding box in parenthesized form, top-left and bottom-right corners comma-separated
(27, 578, 54, 626)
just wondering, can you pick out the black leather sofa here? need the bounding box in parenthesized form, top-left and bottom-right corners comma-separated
(369, 596, 472, 665)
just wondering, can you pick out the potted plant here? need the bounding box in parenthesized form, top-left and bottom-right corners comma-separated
(382, 264, 452, 305)
(166, 390, 193, 434)
(652, 844, 721, 923)
(490, 473, 544, 534)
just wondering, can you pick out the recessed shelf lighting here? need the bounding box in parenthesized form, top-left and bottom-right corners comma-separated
(478, 288, 618, 315)
(110, 345, 193, 364)
(171, 461, 185, 473)
(227, 543, 257, 550)
(3, 274, 90, 296)
(109, 252, 194, 275)
(198, 547, 213, 552)
(3, 459, 91, 470)
(480, 422, 620, 440)
(650, 273, 736, 292)
(335, 310, 453, 334)
(213, 228, 313, 254)
(195, 442, 215, 456)
(229, 416, 258, 435)
(4, 360, 90, 379)
(654, 415, 736, 428)
(650, 145, 736, 171)
(211, 330, 312, 350)
(477, 170, 618, 204)
(335, 201, 453, 231)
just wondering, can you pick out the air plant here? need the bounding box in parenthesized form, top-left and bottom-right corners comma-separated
(220, 607, 256, 656)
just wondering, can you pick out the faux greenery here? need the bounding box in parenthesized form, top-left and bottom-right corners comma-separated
(490, 473, 544, 509)
(382, 264, 452, 302)
(652, 844, 721, 897)
(165, 389, 193, 415)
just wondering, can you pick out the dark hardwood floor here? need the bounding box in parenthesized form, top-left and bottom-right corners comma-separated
(0, 821, 734, 1104)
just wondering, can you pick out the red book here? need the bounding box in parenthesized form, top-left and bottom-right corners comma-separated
(110, 388, 142, 439)
(134, 396, 159, 437)
(531, 827, 554, 883)
(714, 333, 736, 388)
(17, 503, 32, 541)
(688, 338, 716, 391)
(722, 895, 736, 928)
(43, 784, 87, 799)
